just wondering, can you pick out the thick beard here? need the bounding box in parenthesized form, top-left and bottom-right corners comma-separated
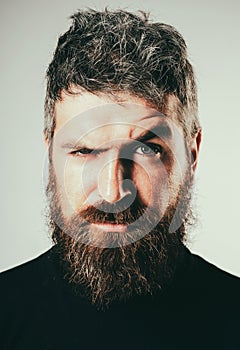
(46, 166, 194, 308)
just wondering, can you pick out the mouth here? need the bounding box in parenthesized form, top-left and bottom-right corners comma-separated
(91, 223, 128, 233)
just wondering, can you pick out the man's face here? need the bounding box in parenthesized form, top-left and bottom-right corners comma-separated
(46, 91, 198, 305)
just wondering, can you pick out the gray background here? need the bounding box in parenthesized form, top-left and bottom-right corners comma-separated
(1, 0, 239, 276)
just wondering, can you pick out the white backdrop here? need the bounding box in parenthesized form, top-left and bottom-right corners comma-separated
(1, 0, 239, 276)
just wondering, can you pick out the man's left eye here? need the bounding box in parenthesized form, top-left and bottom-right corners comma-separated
(135, 144, 163, 156)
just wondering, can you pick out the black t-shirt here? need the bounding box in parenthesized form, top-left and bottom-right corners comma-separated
(1, 246, 239, 350)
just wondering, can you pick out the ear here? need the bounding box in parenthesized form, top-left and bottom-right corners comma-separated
(190, 128, 202, 174)
(44, 132, 49, 149)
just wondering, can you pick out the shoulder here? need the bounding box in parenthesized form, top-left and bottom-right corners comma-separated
(0, 247, 57, 299)
(1, 247, 53, 276)
(175, 247, 240, 285)
(189, 252, 240, 289)
(173, 249, 240, 313)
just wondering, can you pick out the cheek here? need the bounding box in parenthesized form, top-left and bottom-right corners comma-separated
(132, 160, 170, 207)
(54, 157, 99, 215)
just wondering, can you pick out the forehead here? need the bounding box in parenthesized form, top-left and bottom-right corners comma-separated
(56, 91, 157, 123)
(54, 92, 182, 139)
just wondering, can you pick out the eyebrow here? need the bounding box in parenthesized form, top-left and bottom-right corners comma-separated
(61, 140, 93, 150)
(135, 124, 172, 142)
(61, 123, 172, 150)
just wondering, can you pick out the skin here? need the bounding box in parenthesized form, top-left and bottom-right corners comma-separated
(48, 91, 201, 234)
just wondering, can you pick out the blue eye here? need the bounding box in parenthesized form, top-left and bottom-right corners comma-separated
(135, 144, 163, 156)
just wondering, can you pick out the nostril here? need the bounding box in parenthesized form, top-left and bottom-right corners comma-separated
(122, 179, 137, 196)
(104, 180, 137, 211)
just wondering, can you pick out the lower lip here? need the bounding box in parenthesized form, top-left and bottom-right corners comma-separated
(92, 223, 128, 233)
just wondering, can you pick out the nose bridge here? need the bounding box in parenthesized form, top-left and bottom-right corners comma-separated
(98, 149, 125, 203)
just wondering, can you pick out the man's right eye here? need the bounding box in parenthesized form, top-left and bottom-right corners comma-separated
(70, 148, 94, 156)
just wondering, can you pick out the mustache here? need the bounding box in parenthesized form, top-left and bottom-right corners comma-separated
(77, 198, 148, 225)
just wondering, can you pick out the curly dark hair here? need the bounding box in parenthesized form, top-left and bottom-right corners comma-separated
(44, 9, 200, 142)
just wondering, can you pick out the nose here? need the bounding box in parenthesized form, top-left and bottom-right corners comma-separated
(98, 153, 132, 203)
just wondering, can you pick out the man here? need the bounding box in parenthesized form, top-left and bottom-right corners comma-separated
(1, 9, 239, 350)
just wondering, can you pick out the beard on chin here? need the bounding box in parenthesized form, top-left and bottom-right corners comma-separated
(46, 168, 194, 308)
